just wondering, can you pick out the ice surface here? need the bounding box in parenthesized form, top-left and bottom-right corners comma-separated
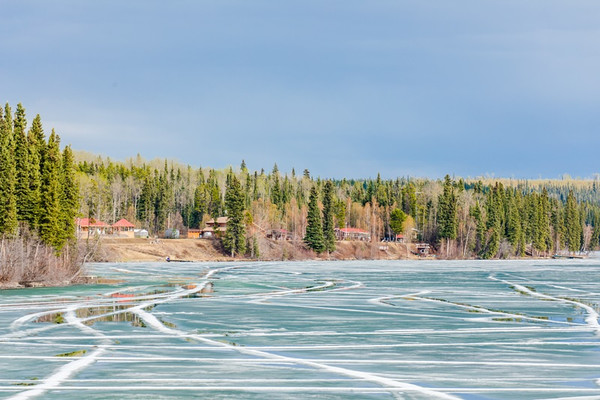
(1, 259, 600, 399)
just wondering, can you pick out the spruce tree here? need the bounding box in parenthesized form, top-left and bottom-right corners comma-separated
(38, 130, 63, 249)
(565, 190, 581, 253)
(437, 175, 457, 255)
(0, 104, 18, 236)
(304, 185, 325, 253)
(480, 184, 501, 259)
(13, 103, 35, 226)
(321, 180, 336, 253)
(26, 127, 42, 229)
(505, 193, 521, 250)
(223, 175, 246, 257)
(60, 146, 79, 247)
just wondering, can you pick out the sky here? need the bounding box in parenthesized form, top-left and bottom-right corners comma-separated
(1, 1, 599, 179)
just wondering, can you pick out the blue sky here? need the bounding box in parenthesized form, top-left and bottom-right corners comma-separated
(1, 1, 599, 179)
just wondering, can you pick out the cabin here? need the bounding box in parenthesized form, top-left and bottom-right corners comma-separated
(201, 217, 228, 238)
(77, 218, 109, 237)
(112, 219, 135, 238)
(334, 227, 371, 241)
(267, 229, 293, 241)
(415, 243, 431, 256)
(187, 228, 202, 239)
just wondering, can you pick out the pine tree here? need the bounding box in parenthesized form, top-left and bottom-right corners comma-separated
(38, 130, 63, 249)
(438, 175, 457, 240)
(321, 180, 336, 253)
(26, 127, 42, 229)
(304, 185, 325, 253)
(223, 175, 246, 257)
(13, 103, 35, 226)
(390, 208, 406, 235)
(565, 190, 581, 253)
(0, 104, 18, 236)
(480, 184, 502, 259)
(505, 192, 521, 250)
(59, 146, 79, 248)
(437, 175, 457, 256)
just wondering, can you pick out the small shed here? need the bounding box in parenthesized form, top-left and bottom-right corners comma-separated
(415, 243, 431, 255)
(187, 229, 201, 239)
(134, 229, 149, 238)
(164, 229, 180, 239)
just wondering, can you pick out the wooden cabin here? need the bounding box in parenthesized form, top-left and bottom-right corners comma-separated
(334, 227, 371, 241)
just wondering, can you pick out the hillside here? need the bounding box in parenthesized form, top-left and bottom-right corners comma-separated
(93, 238, 421, 263)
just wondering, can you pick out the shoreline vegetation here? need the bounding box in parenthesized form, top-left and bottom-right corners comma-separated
(2, 102, 600, 289)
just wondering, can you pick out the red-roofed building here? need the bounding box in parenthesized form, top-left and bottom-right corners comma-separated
(334, 227, 371, 241)
(112, 219, 135, 238)
(77, 218, 109, 236)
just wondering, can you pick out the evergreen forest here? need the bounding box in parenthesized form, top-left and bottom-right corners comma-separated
(75, 153, 600, 259)
(0, 103, 80, 284)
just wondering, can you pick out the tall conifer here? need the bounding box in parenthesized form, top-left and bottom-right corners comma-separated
(38, 130, 62, 249)
(223, 175, 246, 257)
(304, 186, 325, 253)
(0, 104, 18, 235)
(322, 181, 336, 253)
(565, 190, 581, 253)
(13, 103, 36, 226)
(60, 146, 79, 246)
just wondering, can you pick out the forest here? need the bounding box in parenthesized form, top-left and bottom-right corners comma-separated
(0, 103, 80, 284)
(75, 152, 600, 259)
(2, 102, 600, 270)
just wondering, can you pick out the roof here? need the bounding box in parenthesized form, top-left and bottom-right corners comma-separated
(112, 218, 135, 228)
(77, 218, 108, 227)
(207, 217, 229, 224)
(338, 227, 369, 234)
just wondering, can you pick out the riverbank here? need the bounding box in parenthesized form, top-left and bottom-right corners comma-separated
(92, 238, 422, 262)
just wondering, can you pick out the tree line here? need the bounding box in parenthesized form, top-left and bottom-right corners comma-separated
(0, 103, 79, 284)
(0, 103, 78, 249)
(75, 155, 600, 259)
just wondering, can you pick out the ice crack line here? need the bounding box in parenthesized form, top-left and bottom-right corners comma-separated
(490, 275, 600, 335)
(129, 295, 460, 399)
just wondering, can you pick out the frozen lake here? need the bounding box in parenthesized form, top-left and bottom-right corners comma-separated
(1, 259, 600, 399)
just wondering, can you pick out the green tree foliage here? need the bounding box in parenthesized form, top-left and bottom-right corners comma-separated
(13, 103, 37, 226)
(565, 190, 581, 252)
(321, 181, 336, 253)
(334, 200, 346, 229)
(389, 208, 406, 235)
(66, 137, 600, 259)
(0, 104, 18, 236)
(480, 184, 503, 259)
(223, 175, 246, 257)
(304, 185, 325, 253)
(437, 175, 458, 241)
(38, 131, 63, 249)
(60, 146, 79, 246)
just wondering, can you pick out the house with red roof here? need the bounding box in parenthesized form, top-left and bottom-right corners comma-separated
(76, 218, 109, 237)
(112, 219, 135, 238)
